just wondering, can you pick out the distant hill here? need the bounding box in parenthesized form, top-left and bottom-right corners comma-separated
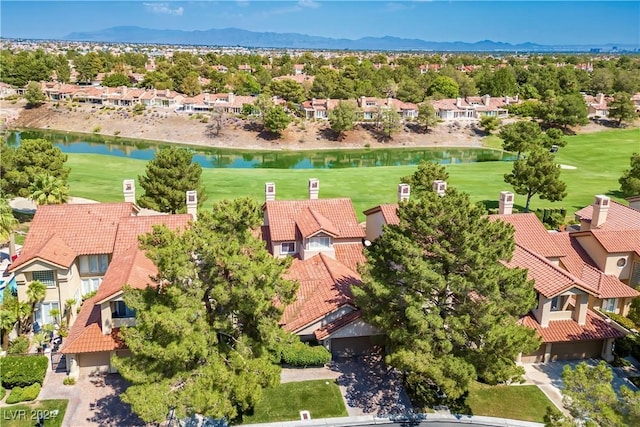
(62, 26, 630, 52)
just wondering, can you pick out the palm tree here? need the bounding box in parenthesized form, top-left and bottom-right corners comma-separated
(64, 298, 76, 325)
(0, 309, 17, 351)
(28, 174, 69, 206)
(26, 280, 46, 331)
(0, 198, 18, 242)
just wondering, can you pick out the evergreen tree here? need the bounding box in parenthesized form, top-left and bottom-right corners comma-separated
(1, 138, 69, 198)
(400, 161, 449, 196)
(378, 106, 401, 139)
(608, 92, 637, 126)
(504, 149, 567, 212)
(499, 121, 543, 160)
(353, 187, 539, 402)
(427, 76, 459, 98)
(619, 153, 640, 197)
(479, 115, 501, 134)
(417, 102, 439, 132)
(328, 100, 357, 140)
(101, 72, 131, 87)
(263, 105, 290, 136)
(138, 147, 206, 214)
(180, 71, 202, 96)
(24, 81, 45, 107)
(113, 198, 298, 423)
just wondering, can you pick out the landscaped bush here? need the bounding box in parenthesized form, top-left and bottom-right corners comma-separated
(7, 336, 30, 355)
(0, 356, 49, 388)
(6, 383, 41, 404)
(0, 387, 5, 400)
(606, 312, 638, 330)
(63, 377, 76, 386)
(281, 341, 331, 367)
(614, 334, 640, 360)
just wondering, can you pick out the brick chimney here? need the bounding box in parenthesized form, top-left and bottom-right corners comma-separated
(186, 190, 198, 221)
(433, 180, 447, 197)
(308, 178, 319, 200)
(265, 182, 276, 202)
(591, 195, 610, 228)
(123, 179, 135, 203)
(499, 191, 514, 215)
(398, 183, 410, 202)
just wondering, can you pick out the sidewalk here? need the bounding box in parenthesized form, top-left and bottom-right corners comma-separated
(281, 366, 340, 383)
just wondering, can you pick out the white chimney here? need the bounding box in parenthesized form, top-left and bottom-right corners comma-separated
(482, 94, 491, 106)
(433, 180, 447, 197)
(308, 178, 319, 200)
(499, 191, 514, 215)
(186, 190, 198, 221)
(398, 183, 410, 202)
(596, 93, 605, 104)
(265, 182, 276, 202)
(591, 195, 610, 228)
(456, 97, 462, 108)
(123, 179, 135, 203)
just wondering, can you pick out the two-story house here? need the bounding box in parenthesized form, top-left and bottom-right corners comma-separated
(9, 181, 195, 377)
(432, 95, 517, 121)
(262, 179, 383, 357)
(299, 98, 340, 120)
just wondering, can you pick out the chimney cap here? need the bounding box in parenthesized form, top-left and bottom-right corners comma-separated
(594, 194, 610, 206)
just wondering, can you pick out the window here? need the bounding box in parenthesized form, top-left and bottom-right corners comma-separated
(281, 242, 296, 254)
(79, 254, 109, 275)
(32, 271, 55, 288)
(81, 277, 102, 295)
(308, 236, 331, 250)
(112, 301, 136, 319)
(602, 298, 617, 313)
(34, 302, 60, 326)
(617, 258, 627, 268)
(550, 296, 560, 311)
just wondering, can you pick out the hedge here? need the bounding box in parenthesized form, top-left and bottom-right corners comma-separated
(0, 356, 48, 388)
(606, 312, 638, 330)
(614, 334, 640, 360)
(0, 387, 5, 401)
(281, 341, 331, 367)
(5, 383, 41, 404)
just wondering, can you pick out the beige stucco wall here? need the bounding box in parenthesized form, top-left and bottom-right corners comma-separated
(296, 306, 355, 337)
(365, 211, 386, 242)
(538, 289, 588, 327)
(574, 235, 608, 271)
(603, 252, 633, 280)
(78, 351, 111, 374)
(326, 319, 382, 339)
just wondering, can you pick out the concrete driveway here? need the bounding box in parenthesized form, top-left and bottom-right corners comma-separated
(521, 358, 639, 415)
(330, 353, 412, 417)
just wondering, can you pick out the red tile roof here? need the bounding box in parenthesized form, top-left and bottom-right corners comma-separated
(520, 311, 626, 343)
(505, 244, 596, 298)
(295, 207, 340, 238)
(490, 213, 564, 258)
(363, 204, 400, 226)
(281, 253, 360, 333)
(60, 296, 126, 354)
(588, 229, 640, 256)
(11, 203, 136, 270)
(315, 310, 362, 340)
(333, 243, 367, 273)
(575, 200, 640, 230)
(265, 199, 364, 242)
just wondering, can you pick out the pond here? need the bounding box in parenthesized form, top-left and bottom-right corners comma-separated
(6, 130, 514, 170)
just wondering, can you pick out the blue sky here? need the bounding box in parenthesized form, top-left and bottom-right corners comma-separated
(1, 1, 638, 46)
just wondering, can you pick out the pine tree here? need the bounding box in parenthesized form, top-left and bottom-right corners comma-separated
(619, 152, 640, 197)
(328, 100, 357, 140)
(353, 187, 539, 402)
(113, 198, 298, 423)
(400, 161, 449, 196)
(608, 92, 637, 127)
(138, 147, 206, 214)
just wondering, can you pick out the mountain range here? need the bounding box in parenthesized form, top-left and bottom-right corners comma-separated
(63, 26, 630, 52)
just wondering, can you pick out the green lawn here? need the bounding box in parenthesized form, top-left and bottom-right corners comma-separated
(465, 382, 556, 423)
(65, 128, 639, 221)
(241, 380, 347, 424)
(0, 400, 68, 427)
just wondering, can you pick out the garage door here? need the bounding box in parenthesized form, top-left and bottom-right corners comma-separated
(550, 340, 603, 361)
(78, 352, 111, 374)
(521, 344, 546, 363)
(330, 337, 381, 358)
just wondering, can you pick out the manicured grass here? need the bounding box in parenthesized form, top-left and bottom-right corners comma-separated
(465, 382, 556, 423)
(241, 380, 347, 423)
(65, 128, 639, 221)
(0, 399, 68, 427)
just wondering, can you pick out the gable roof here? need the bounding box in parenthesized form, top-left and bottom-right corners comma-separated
(315, 310, 362, 340)
(575, 200, 640, 230)
(295, 207, 340, 238)
(281, 253, 360, 333)
(505, 244, 597, 298)
(520, 311, 625, 343)
(490, 213, 564, 258)
(363, 204, 400, 226)
(11, 203, 136, 270)
(265, 199, 364, 242)
(333, 243, 367, 273)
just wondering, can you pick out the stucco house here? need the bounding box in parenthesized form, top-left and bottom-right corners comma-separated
(363, 185, 638, 364)
(356, 96, 418, 121)
(179, 92, 255, 114)
(262, 179, 384, 357)
(299, 98, 340, 120)
(432, 95, 518, 121)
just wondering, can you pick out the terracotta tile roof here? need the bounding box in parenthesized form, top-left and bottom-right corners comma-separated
(315, 310, 362, 340)
(550, 233, 640, 299)
(60, 296, 126, 354)
(14, 234, 76, 269)
(281, 253, 360, 333)
(333, 243, 367, 272)
(575, 200, 640, 230)
(295, 207, 340, 238)
(265, 199, 364, 242)
(364, 204, 401, 226)
(505, 244, 596, 298)
(520, 311, 626, 343)
(589, 229, 640, 256)
(112, 215, 191, 258)
(490, 213, 564, 258)
(11, 203, 136, 270)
